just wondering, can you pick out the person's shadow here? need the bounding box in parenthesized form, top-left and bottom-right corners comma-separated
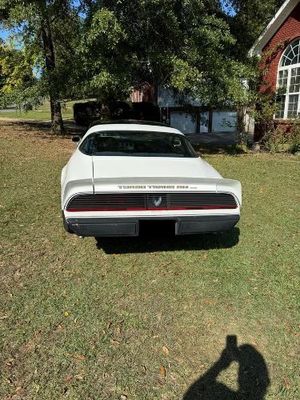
(183, 335, 270, 400)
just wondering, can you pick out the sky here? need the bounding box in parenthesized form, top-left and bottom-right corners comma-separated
(0, 28, 10, 42)
(221, 3, 236, 16)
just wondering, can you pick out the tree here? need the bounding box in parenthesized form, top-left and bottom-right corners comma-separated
(0, 0, 283, 134)
(81, 0, 256, 108)
(0, 42, 42, 109)
(0, 0, 81, 133)
(223, 0, 285, 60)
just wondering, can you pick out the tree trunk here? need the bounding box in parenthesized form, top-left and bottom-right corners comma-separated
(39, 0, 64, 134)
(236, 106, 247, 144)
(50, 97, 64, 133)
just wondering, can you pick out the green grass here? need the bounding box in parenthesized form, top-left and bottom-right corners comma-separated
(0, 121, 299, 399)
(0, 100, 79, 121)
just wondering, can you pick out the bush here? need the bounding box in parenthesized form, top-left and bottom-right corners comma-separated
(289, 122, 300, 154)
(263, 126, 288, 153)
(262, 122, 300, 154)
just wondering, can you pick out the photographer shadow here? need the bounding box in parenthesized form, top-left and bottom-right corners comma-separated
(183, 336, 270, 400)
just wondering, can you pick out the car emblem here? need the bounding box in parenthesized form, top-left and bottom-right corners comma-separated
(152, 196, 162, 207)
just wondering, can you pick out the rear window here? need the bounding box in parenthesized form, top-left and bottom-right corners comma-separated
(79, 130, 197, 158)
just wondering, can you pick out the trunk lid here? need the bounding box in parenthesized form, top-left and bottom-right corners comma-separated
(92, 156, 222, 193)
(92, 156, 221, 179)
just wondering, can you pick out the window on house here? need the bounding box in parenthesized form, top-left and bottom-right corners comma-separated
(275, 95, 285, 118)
(276, 39, 300, 119)
(287, 94, 299, 117)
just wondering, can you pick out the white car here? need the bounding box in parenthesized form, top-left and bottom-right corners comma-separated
(61, 121, 241, 237)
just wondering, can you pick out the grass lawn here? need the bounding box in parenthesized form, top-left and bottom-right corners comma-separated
(0, 121, 299, 399)
(0, 100, 78, 121)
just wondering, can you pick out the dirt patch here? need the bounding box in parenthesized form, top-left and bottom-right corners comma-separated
(0, 120, 75, 157)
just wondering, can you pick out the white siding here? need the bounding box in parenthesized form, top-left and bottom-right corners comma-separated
(170, 112, 197, 133)
(212, 112, 237, 132)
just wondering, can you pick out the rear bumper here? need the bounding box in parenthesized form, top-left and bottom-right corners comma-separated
(64, 215, 240, 237)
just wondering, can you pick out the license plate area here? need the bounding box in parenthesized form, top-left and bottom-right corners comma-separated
(139, 220, 176, 236)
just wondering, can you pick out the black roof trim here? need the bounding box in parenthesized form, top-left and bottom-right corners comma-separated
(89, 119, 170, 128)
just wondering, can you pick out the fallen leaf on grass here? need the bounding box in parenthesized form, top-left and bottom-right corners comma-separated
(203, 299, 217, 305)
(106, 321, 113, 329)
(142, 365, 147, 374)
(283, 377, 291, 389)
(5, 358, 14, 367)
(54, 324, 64, 333)
(64, 375, 73, 383)
(73, 354, 86, 361)
(159, 365, 167, 382)
(162, 346, 169, 356)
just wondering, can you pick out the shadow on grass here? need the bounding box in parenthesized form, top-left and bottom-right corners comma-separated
(0, 119, 85, 135)
(96, 227, 240, 254)
(193, 143, 249, 156)
(183, 335, 270, 400)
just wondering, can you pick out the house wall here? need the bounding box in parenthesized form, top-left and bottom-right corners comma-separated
(158, 87, 237, 134)
(260, 2, 300, 94)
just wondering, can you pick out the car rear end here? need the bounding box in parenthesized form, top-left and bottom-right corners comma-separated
(61, 122, 241, 237)
(63, 178, 241, 237)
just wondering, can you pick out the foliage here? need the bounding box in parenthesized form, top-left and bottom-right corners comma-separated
(288, 121, 300, 154)
(79, 7, 130, 102)
(259, 119, 300, 154)
(262, 125, 289, 153)
(0, 0, 82, 131)
(0, 43, 34, 93)
(251, 92, 300, 153)
(0, 85, 43, 110)
(0, 0, 81, 96)
(81, 0, 257, 107)
(252, 93, 277, 124)
(0, 42, 43, 109)
(0, 0, 287, 129)
(223, 0, 285, 60)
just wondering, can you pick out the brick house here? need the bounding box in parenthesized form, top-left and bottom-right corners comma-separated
(250, 0, 300, 132)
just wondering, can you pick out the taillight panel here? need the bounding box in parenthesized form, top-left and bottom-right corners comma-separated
(66, 193, 237, 212)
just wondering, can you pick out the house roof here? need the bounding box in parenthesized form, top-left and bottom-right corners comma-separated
(249, 0, 300, 56)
